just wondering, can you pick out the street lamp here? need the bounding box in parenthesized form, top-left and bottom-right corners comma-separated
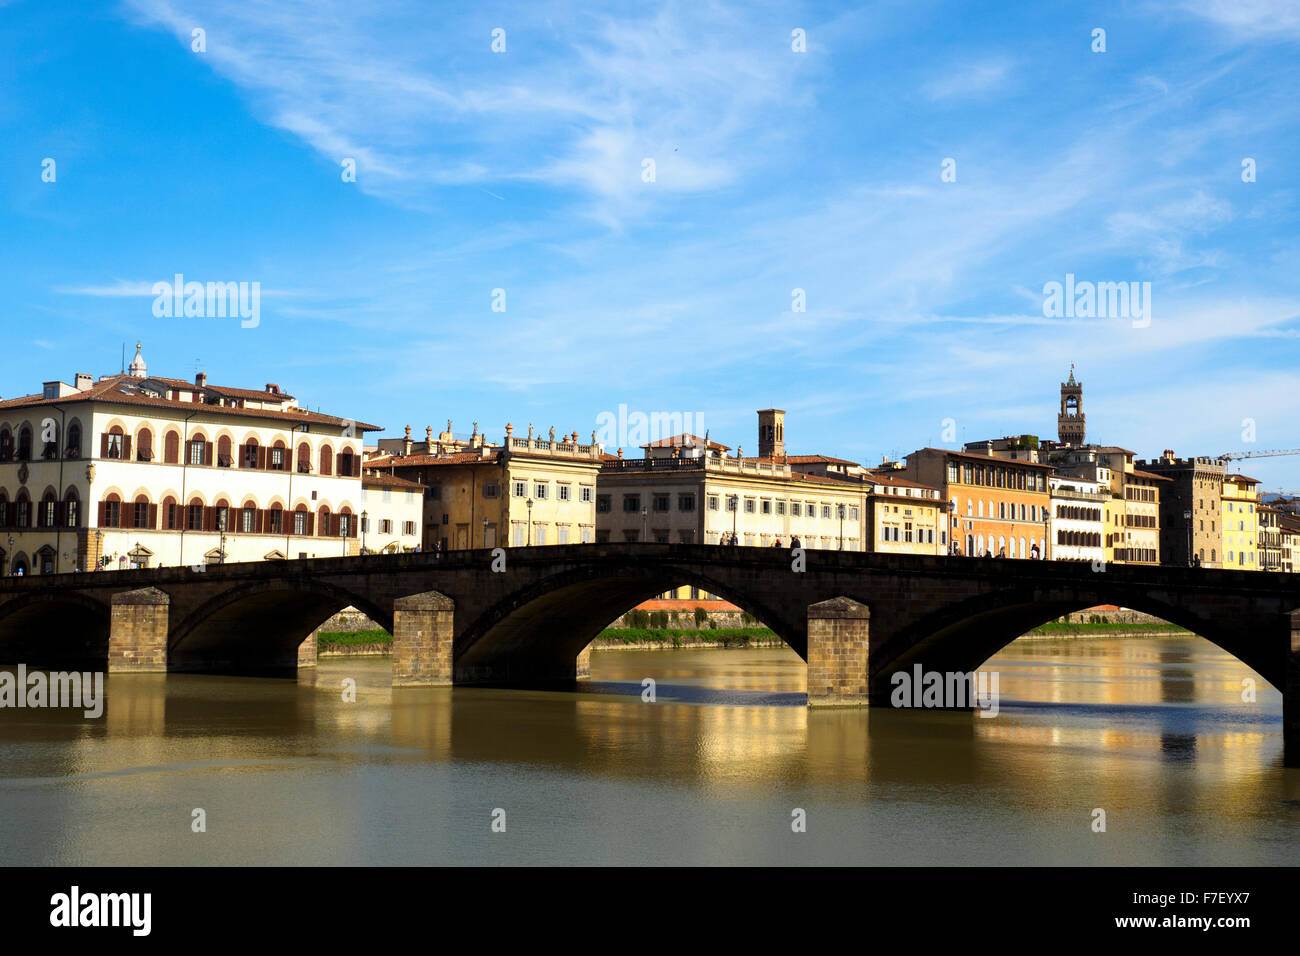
(5, 534, 12, 575)
(641, 506, 647, 542)
(1183, 509, 1193, 567)
(482, 516, 489, 548)
(95, 528, 102, 571)
(526, 498, 533, 546)
(837, 503, 845, 550)
(217, 512, 227, 565)
(361, 510, 368, 553)
(729, 495, 738, 545)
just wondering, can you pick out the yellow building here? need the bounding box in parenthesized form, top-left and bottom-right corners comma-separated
(1221, 474, 1262, 570)
(365, 422, 601, 550)
(863, 471, 946, 555)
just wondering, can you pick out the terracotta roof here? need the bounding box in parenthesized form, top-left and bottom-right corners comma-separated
(786, 454, 861, 466)
(0, 374, 377, 431)
(786, 472, 864, 488)
(366, 451, 498, 468)
(641, 433, 730, 451)
(1225, 474, 1261, 484)
(909, 446, 1054, 468)
(865, 471, 942, 493)
(1128, 469, 1173, 482)
(143, 377, 295, 402)
(362, 472, 426, 489)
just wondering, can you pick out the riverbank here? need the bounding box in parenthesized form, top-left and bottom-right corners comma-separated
(313, 620, 1191, 656)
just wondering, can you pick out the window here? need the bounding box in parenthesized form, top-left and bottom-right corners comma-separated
(653, 495, 670, 512)
(708, 495, 720, 511)
(134, 500, 148, 528)
(513, 481, 527, 497)
(242, 507, 255, 533)
(106, 433, 124, 460)
(623, 495, 641, 513)
(188, 439, 205, 466)
(379, 519, 392, 534)
(243, 442, 259, 468)
(297, 443, 311, 473)
(726, 497, 738, 512)
(534, 482, 548, 499)
(404, 521, 415, 536)
(187, 502, 204, 530)
(484, 482, 500, 499)
(744, 499, 756, 514)
(136, 429, 154, 462)
(65, 498, 79, 527)
(678, 494, 695, 512)
(792, 501, 801, 516)
(580, 486, 592, 503)
(822, 505, 831, 518)
(776, 500, 786, 515)
(850, 507, 859, 520)
(267, 509, 283, 534)
(761, 499, 772, 515)
(269, 446, 286, 471)
(293, 511, 307, 535)
(558, 484, 571, 501)
(596, 495, 611, 513)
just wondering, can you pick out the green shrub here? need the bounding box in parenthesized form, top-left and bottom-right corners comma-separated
(694, 606, 708, 626)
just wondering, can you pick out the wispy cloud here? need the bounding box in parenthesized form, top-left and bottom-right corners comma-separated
(921, 58, 1013, 101)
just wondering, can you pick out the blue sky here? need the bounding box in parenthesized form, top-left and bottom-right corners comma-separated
(2, 0, 1298, 489)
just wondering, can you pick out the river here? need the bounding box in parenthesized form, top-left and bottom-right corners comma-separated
(0, 635, 1296, 865)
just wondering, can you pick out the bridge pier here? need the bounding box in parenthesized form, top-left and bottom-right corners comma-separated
(298, 630, 318, 669)
(576, 642, 592, 680)
(108, 587, 170, 673)
(392, 591, 454, 687)
(1286, 611, 1300, 768)
(806, 597, 870, 707)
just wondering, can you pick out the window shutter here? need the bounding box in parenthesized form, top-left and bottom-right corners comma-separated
(148, 504, 157, 529)
(203, 442, 213, 467)
(257, 446, 267, 470)
(97, 501, 106, 526)
(100, 434, 109, 458)
(238, 444, 247, 468)
(122, 435, 132, 460)
(335, 452, 343, 476)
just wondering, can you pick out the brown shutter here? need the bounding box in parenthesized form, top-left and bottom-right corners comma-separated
(257, 446, 267, 470)
(100, 433, 108, 458)
(335, 452, 343, 476)
(203, 442, 213, 466)
(122, 435, 132, 460)
(148, 504, 157, 529)
(238, 444, 247, 468)
(97, 501, 106, 526)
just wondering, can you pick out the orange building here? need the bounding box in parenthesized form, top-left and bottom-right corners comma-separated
(895, 448, 1054, 558)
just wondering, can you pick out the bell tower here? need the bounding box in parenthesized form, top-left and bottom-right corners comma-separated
(757, 408, 785, 458)
(1058, 365, 1085, 445)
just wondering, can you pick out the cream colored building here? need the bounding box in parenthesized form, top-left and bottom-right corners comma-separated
(0, 346, 375, 574)
(863, 471, 946, 555)
(1048, 474, 1106, 564)
(359, 473, 425, 554)
(365, 422, 600, 550)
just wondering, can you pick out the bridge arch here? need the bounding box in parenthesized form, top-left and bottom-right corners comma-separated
(455, 561, 804, 684)
(0, 590, 111, 668)
(878, 583, 1288, 694)
(167, 578, 392, 675)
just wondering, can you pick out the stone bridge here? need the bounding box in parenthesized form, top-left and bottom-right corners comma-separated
(0, 544, 1297, 761)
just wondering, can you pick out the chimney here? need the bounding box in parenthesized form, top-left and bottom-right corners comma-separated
(74, 373, 92, 392)
(195, 372, 207, 388)
(266, 383, 279, 394)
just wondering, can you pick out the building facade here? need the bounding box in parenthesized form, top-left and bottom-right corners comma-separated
(896, 448, 1053, 558)
(359, 473, 425, 554)
(1136, 452, 1226, 568)
(0, 346, 374, 574)
(1048, 474, 1106, 564)
(1221, 474, 1262, 570)
(365, 423, 601, 551)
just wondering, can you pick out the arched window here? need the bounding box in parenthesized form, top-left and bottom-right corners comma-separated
(17, 425, 33, 461)
(266, 505, 284, 534)
(41, 422, 58, 460)
(297, 442, 311, 474)
(64, 488, 80, 528)
(164, 430, 180, 464)
(101, 425, 127, 460)
(241, 438, 260, 469)
(100, 493, 121, 528)
(214, 499, 230, 532)
(0, 427, 12, 461)
(0, 492, 8, 527)
(292, 505, 309, 536)
(133, 494, 152, 529)
(187, 432, 210, 467)
(162, 496, 178, 530)
(269, 441, 288, 472)
(317, 506, 331, 536)
(39, 490, 57, 528)
(187, 497, 205, 531)
(217, 435, 233, 468)
(241, 500, 258, 534)
(319, 444, 334, 476)
(339, 449, 355, 478)
(136, 427, 154, 462)
(65, 422, 82, 459)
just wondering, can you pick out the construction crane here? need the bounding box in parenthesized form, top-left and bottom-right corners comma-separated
(1218, 448, 1300, 462)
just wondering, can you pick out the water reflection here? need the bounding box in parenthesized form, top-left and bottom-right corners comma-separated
(0, 636, 1295, 866)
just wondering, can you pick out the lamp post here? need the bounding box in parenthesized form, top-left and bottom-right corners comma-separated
(837, 503, 845, 550)
(729, 495, 738, 545)
(482, 517, 489, 548)
(526, 498, 533, 546)
(361, 510, 368, 554)
(6, 534, 14, 575)
(95, 528, 102, 571)
(1183, 509, 1193, 567)
(641, 506, 647, 542)
(217, 512, 227, 565)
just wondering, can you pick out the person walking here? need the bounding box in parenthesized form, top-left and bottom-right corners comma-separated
(791, 535, 801, 548)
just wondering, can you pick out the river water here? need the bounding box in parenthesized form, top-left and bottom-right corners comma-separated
(1, 636, 1296, 865)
